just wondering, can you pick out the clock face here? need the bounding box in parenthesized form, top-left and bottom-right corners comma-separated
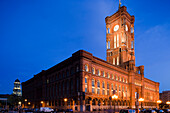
(125, 25, 128, 31)
(114, 25, 119, 31)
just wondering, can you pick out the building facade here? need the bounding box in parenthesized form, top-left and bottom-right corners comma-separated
(13, 79, 22, 96)
(160, 91, 170, 104)
(22, 6, 159, 112)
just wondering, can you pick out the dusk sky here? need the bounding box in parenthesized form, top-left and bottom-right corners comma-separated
(0, 0, 170, 94)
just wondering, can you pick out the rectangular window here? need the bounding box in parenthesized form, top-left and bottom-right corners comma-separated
(85, 88, 87, 92)
(97, 89, 100, 94)
(92, 88, 95, 94)
(117, 34, 119, 47)
(102, 90, 105, 95)
(113, 58, 115, 65)
(131, 41, 134, 49)
(108, 41, 110, 49)
(117, 56, 119, 65)
(114, 35, 116, 48)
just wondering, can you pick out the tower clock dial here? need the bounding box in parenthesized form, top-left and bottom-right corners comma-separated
(114, 25, 119, 31)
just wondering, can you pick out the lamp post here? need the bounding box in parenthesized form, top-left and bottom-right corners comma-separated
(64, 98, 67, 110)
(157, 100, 162, 109)
(166, 101, 170, 109)
(112, 94, 118, 113)
(40, 101, 43, 107)
(24, 99, 27, 108)
(138, 98, 144, 109)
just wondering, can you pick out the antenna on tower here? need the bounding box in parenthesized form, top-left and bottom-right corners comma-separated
(119, 0, 121, 9)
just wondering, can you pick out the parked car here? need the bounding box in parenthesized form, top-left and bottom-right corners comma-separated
(120, 109, 136, 113)
(163, 109, 170, 113)
(155, 109, 164, 113)
(140, 109, 146, 113)
(40, 107, 54, 112)
(144, 110, 157, 113)
(65, 109, 73, 113)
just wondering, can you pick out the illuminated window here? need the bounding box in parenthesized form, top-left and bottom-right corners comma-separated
(85, 64, 88, 72)
(111, 84, 114, 95)
(107, 73, 110, 78)
(92, 67, 95, 74)
(97, 69, 100, 76)
(114, 35, 116, 48)
(111, 74, 114, 79)
(113, 58, 115, 65)
(117, 34, 119, 47)
(103, 71, 105, 77)
(117, 56, 119, 65)
(92, 79, 95, 94)
(116, 75, 118, 80)
(119, 76, 121, 81)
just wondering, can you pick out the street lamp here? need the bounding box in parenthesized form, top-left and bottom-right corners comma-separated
(112, 94, 118, 113)
(157, 100, 162, 109)
(18, 101, 21, 106)
(24, 99, 27, 108)
(166, 101, 170, 108)
(28, 102, 31, 105)
(40, 101, 43, 107)
(64, 98, 67, 110)
(139, 98, 144, 109)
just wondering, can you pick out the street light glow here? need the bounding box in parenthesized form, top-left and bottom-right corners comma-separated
(157, 100, 162, 104)
(139, 98, 144, 102)
(64, 98, 67, 102)
(28, 102, 31, 105)
(41, 101, 43, 104)
(166, 101, 170, 105)
(112, 94, 118, 99)
(25, 99, 27, 102)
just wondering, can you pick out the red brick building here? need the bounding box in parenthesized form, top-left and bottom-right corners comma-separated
(22, 6, 160, 112)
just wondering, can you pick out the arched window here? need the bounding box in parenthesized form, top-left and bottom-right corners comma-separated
(103, 71, 105, 77)
(111, 74, 114, 79)
(102, 81, 105, 88)
(92, 67, 95, 74)
(85, 64, 88, 72)
(107, 73, 110, 78)
(97, 69, 100, 76)
(92, 79, 95, 94)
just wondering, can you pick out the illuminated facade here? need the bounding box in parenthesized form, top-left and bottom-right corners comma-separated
(22, 6, 159, 111)
(160, 91, 170, 104)
(13, 79, 22, 96)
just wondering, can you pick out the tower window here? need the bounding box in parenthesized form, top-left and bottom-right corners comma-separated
(85, 64, 88, 72)
(117, 56, 119, 65)
(117, 34, 119, 47)
(114, 35, 116, 48)
(107, 28, 110, 34)
(131, 41, 134, 49)
(92, 67, 95, 74)
(108, 41, 110, 49)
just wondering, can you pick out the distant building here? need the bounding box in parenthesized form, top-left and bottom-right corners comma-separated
(13, 79, 22, 96)
(160, 91, 170, 104)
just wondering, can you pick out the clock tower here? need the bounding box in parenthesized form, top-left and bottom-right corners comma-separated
(105, 6, 135, 68)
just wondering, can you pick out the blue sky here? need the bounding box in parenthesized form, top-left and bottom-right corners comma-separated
(0, 0, 170, 94)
